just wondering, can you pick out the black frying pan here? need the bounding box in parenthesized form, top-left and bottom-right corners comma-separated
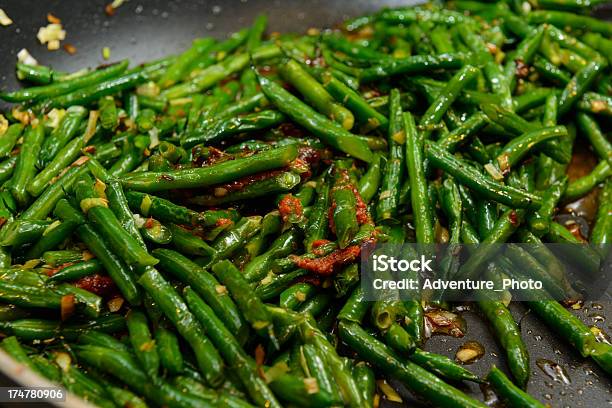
(0, 1, 610, 407)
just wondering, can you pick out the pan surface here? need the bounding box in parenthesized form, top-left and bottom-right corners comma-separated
(0, 1, 610, 407)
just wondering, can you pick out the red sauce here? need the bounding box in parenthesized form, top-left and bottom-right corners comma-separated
(45, 262, 75, 277)
(290, 158, 311, 179)
(258, 65, 276, 76)
(514, 59, 530, 79)
(278, 194, 303, 223)
(296, 275, 322, 286)
(278, 122, 305, 138)
(328, 169, 372, 231)
(353, 184, 370, 225)
(74, 274, 116, 297)
(192, 146, 228, 167)
(565, 222, 587, 241)
(215, 218, 233, 228)
(328, 203, 337, 233)
(298, 146, 321, 166)
(312, 239, 332, 249)
(508, 210, 519, 227)
(144, 217, 155, 229)
(290, 245, 361, 275)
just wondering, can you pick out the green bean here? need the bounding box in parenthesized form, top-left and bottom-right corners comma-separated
(173, 376, 253, 408)
(126, 310, 160, 378)
(29, 135, 87, 197)
(376, 89, 404, 223)
(527, 300, 598, 357)
(16, 63, 54, 84)
(74, 175, 158, 268)
(0, 219, 52, 246)
(338, 320, 487, 408)
(122, 144, 298, 192)
(138, 268, 224, 387)
(487, 366, 546, 408)
(9, 124, 45, 207)
(0, 156, 17, 184)
(496, 126, 568, 170)
(331, 168, 360, 248)
(438, 112, 488, 152)
(426, 142, 542, 209)
(360, 52, 468, 82)
(20, 162, 89, 220)
(54, 199, 141, 305)
(268, 371, 335, 408)
(257, 72, 373, 162)
(77, 330, 130, 352)
(213, 216, 262, 260)
(212, 260, 273, 335)
(24, 219, 79, 260)
(528, 10, 612, 36)
(514, 88, 554, 113)
(409, 348, 482, 384)
(384, 322, 416, 355)
(98, 96, 118, 131)
(563, 160, 611, 201)
(591, 178, 612, 246)
(304, 173, 330, 252)
(159, 38, 216, 89)
(405, 112, 434, 243)
(182, 109, 285, 147)
(1, 336, 43, 374)
(577, 113, 612, 165)
(0, 61, 129, 103)
(155, 326, 184, 375)
(0, 314, 125, 341)
(59, 363, 115, 408)
(109, 142, 146, 177)
(558, 60, 607, 118)
(323, 72, 388, 131)
(42, 250, 85, 267)
(76, 345, 214, 408)
(0, 123, 23, 159)
(582, 32, 612, 65)
(533, 56, 571, 85)
(283, 59, 355, 129)
(352, 362, 375, 406)
(187, 171, 301, 206)
(505, 25, 545, 91)
(163, 53, 249, 100)
(421, 65, 479, 131)
(357, 153, 383, 204)
(528, 176, 567, 236)
(243, 229, 300, 282)
(166, 224, 216, 260)
(478, 299, 529, 388)
(43, 74, 141, 110)
(578, 92, 612, 117)
(183, 287, 282, 408)
(126, 191, 204, 226)
(153, 248, 247, 343)
(254, 269, 308, 301)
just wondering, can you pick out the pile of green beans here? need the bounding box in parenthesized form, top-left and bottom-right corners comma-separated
(0, 2, 610, 407)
